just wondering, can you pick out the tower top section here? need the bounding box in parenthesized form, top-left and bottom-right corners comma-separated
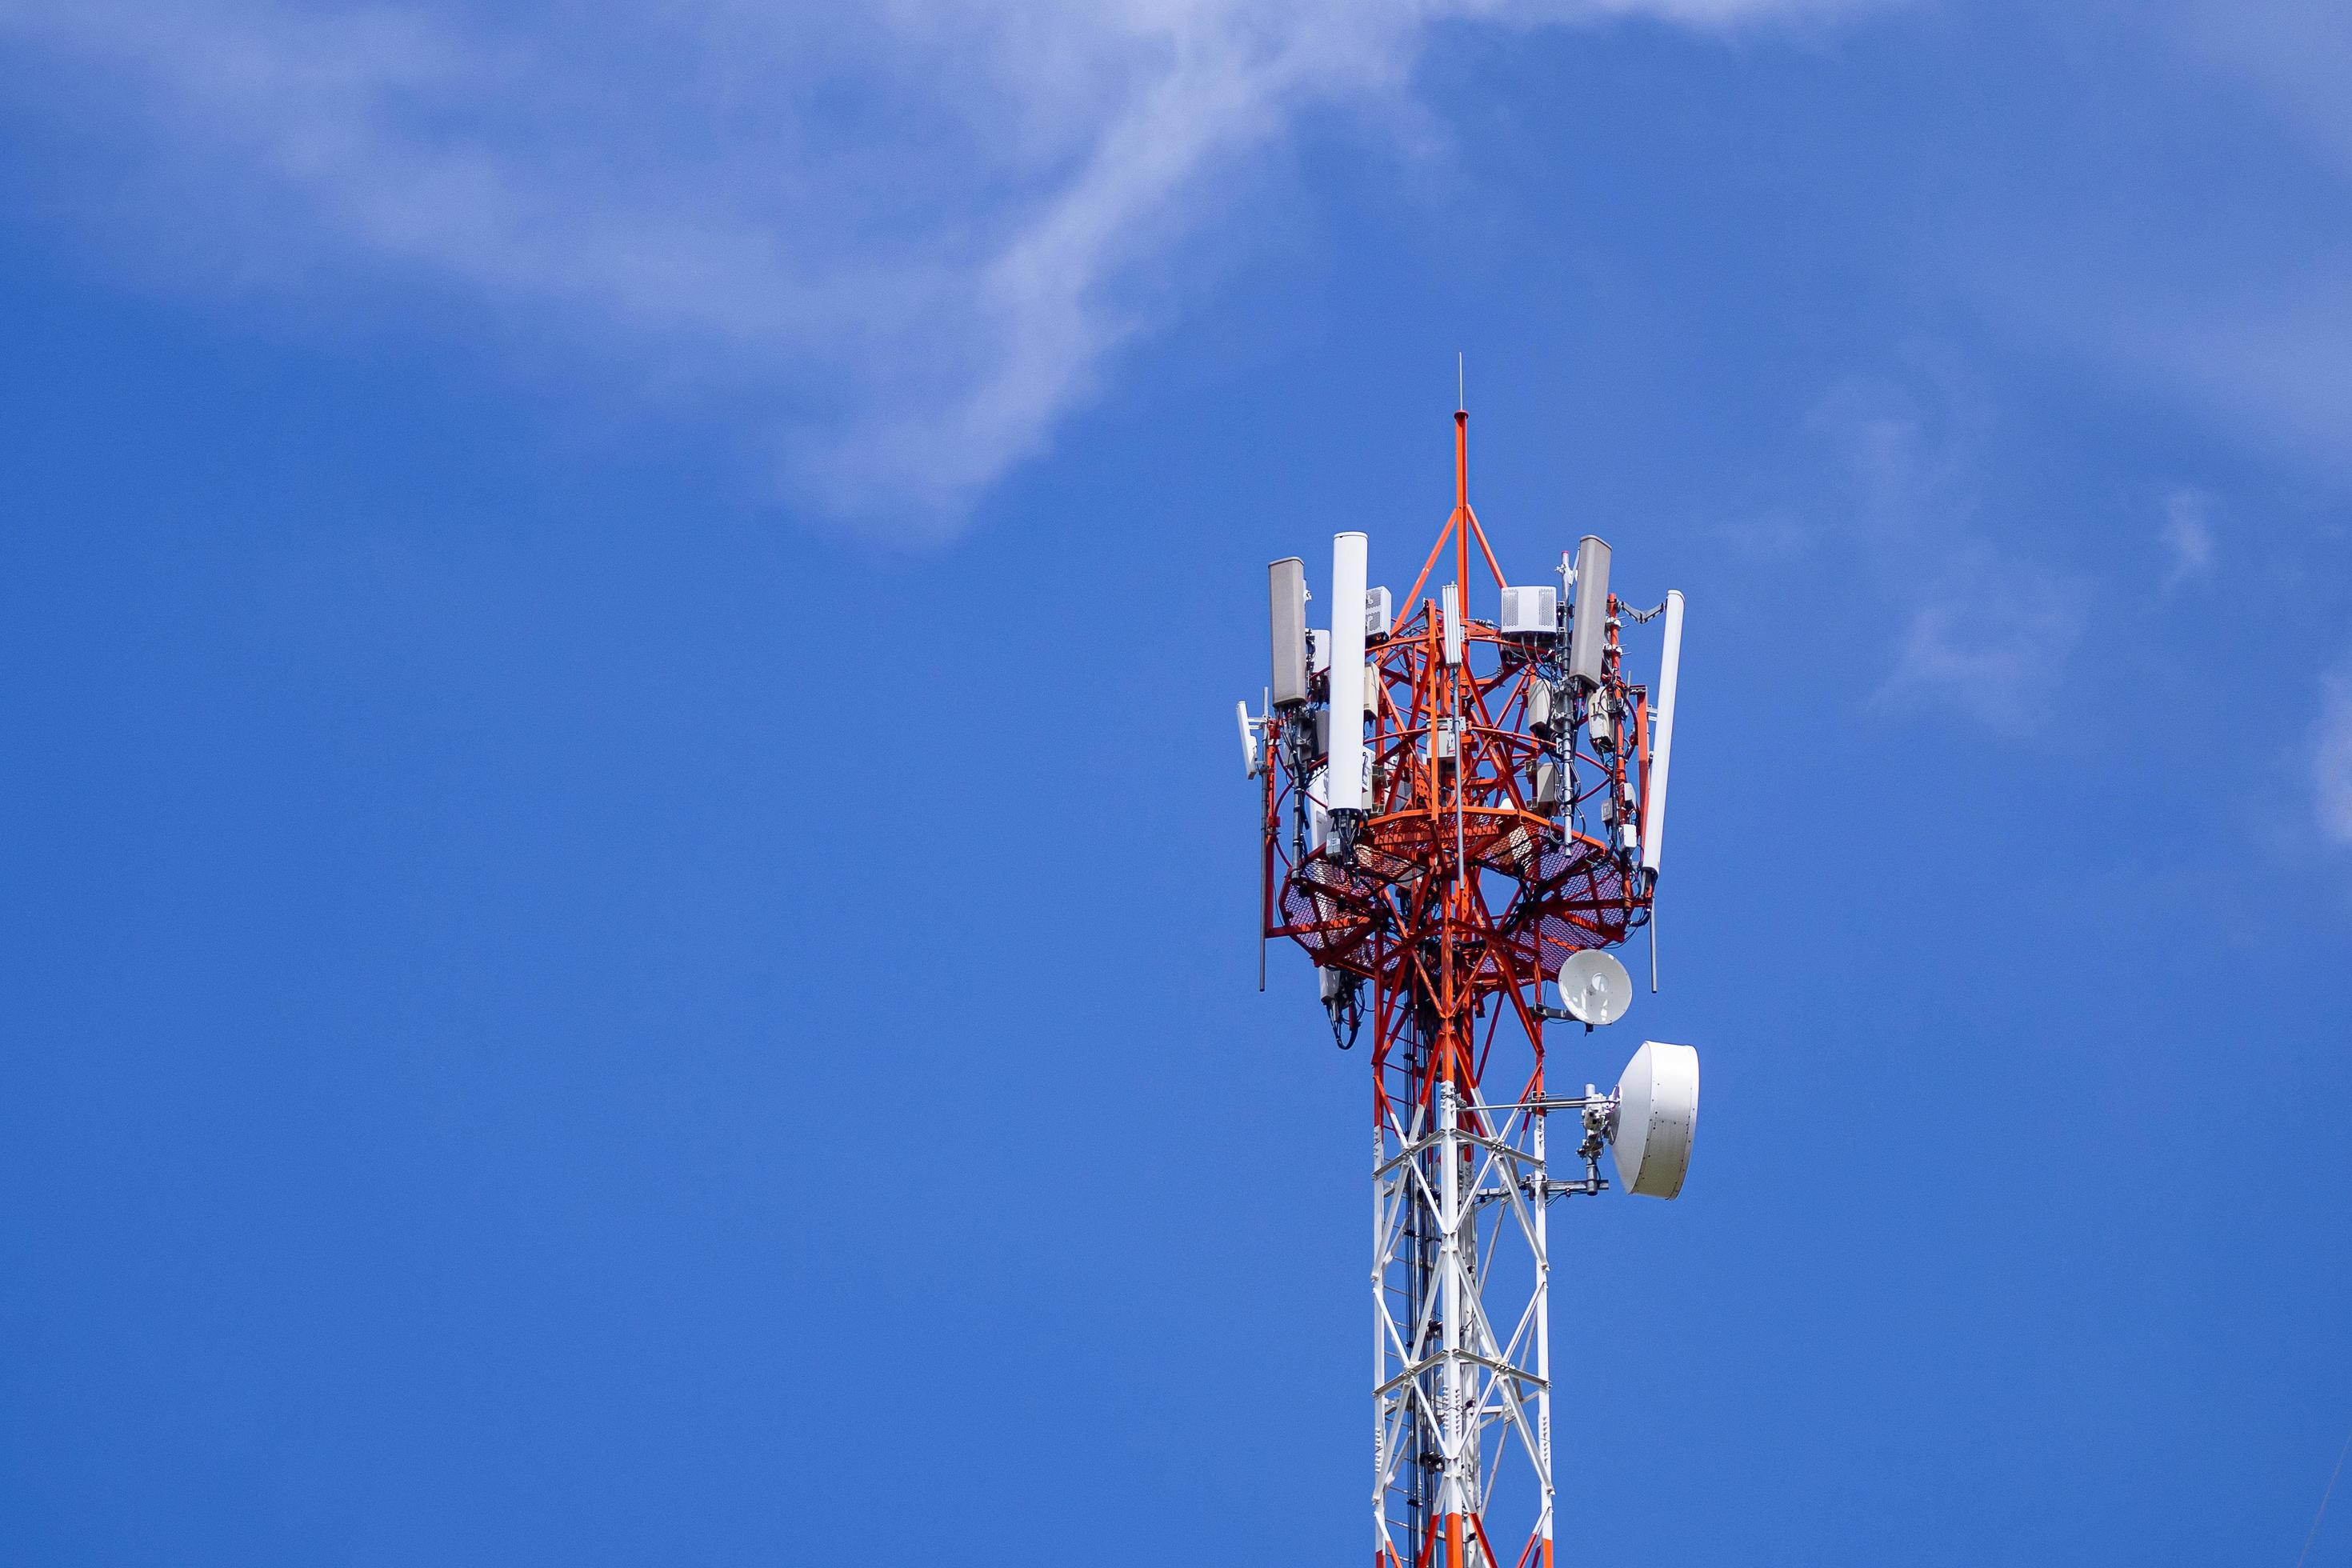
(1245, 410, 1686, 1081)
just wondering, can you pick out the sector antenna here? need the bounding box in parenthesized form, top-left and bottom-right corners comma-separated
(1238, 404, 1704, 1568)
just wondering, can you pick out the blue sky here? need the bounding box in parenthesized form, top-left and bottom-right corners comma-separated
(4, 2, 2351, 1563)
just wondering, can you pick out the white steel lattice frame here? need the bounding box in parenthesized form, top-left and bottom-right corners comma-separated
(1373, 1078, 1558, 1568)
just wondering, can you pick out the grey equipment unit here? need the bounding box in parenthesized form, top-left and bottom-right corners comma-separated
(1365, 586, 1393, 638)
(1567, 534, 1612, 687)
(1269, 558, 1309, 708)
(1532, 756, 1562, 810)
(1526, 678, 1563, 738)
(1499, 585, 1558, 636)
(1428, 716, 1458, 764)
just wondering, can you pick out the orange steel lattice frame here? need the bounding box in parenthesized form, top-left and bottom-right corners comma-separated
(1258, 412, 1656, 1568)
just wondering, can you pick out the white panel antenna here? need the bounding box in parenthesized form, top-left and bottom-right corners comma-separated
(1268, 558, 1308, 708)
(1440, 583, 1464, 666)
(1328, 534, 1369, 813)
(1641, 590, 1683, 878)
(1568, 535, 1611, 687)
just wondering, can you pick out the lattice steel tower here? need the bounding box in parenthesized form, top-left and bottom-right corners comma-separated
(1239, 406, 1699, 1568)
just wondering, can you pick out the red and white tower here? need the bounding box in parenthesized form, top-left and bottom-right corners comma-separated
(1242, 407, 1698, 1568)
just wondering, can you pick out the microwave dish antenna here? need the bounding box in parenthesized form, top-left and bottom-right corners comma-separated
(1611, 1040, 1699, 1199)
(1558, 950, 1634, 1027)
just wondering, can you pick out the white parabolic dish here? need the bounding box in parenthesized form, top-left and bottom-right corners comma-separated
(1612, 1041, 1699, 1199)
(1557, 950, 1632, 1026)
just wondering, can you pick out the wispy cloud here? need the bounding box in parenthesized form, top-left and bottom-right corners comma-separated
(2159, 487, 2215, 589)
(1711, 510, 1812, 561)
(2169, 0, 2352, 171)
(0, 0, 1888, 534)
(1996, 265, 2352, 486)
(1809, 374, 2086, 732)
(2316, 667, 2352, 847)
(1954, 3, 2352, 492)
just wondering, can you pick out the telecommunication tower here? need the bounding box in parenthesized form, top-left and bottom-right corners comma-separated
(1238, 406, 1701, 1568)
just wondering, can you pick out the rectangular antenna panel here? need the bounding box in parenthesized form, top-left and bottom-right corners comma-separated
(1500, 586, 1558, 635)
(1269, 558, 1307, 707)
(1365, 587, 1392, 638)
(1310, 630, 1330, 674)
(1568, 535, 1612, 686)
(1441, 584, 1463, 666)
(1327, 532, 1369, 813)
(1642, 590, 1684, 876)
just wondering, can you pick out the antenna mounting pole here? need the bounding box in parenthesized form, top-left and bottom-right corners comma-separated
(1454, 410, 1470, 604)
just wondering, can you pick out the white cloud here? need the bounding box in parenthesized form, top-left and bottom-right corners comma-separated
(2316, 669, 2352, 847)
(1994, 264, 2352, 486)
(1712, 510, 1812, 561)
(1809, 374, 2086, 731)
(2159, 487, 2214, 588)
(1955, 4, 2352, 493)
(0, 0, 1888, 534)
(1879, 572, 2082, 731)
(2169, 0, 2352, 172)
